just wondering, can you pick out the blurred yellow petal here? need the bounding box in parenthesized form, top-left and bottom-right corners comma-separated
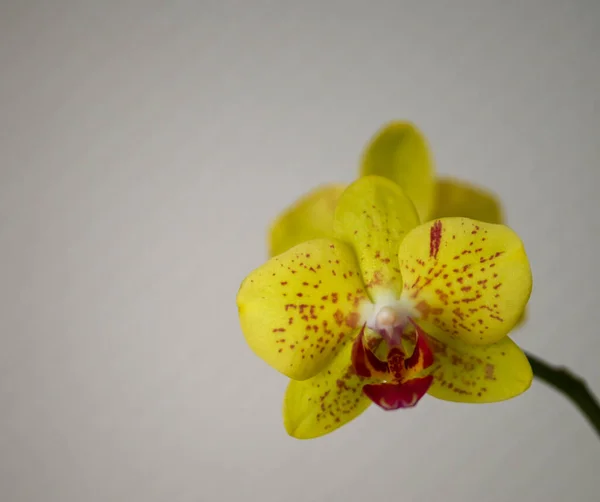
(423, 327, 532, 403)
(237, 239, 369, 380)
(398, 218, 532, 345)
(360, 121, 435, 222)
(284, 339, 372, 439)
(429, 178, 504, 224)
(268, 184, 347, 257)
(334, 176, 420, 302)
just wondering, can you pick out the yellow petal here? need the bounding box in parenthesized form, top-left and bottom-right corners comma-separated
(269, 184, 347, 257)
(429, 177, 504, 224)
(423, 327, 532, 403)
(334, 176, 420, 302)
(237, 239, 369, 380)
(283, 339, 372, 439)
(398, 218, 532, 345)
(360, 121, 435, 222)
(429, 179, 529, 330)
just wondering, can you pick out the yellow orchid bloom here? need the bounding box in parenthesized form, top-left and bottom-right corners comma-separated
(237, 175, 533, 439)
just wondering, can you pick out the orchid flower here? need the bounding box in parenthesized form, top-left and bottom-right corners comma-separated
(237, 170, 532, 438)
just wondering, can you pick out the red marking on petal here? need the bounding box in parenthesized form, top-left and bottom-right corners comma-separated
(363, 376, 433, 410)
(429, 220, 443, 259)
(387, 348, 405, 379)
(345, 312, 360, 328)
(351, 326, 389, 378)
(364, 345, 388, 375)
(406, 321, 434, 370)
(333, 309, 344, 326)
(351, 326, 372, 378)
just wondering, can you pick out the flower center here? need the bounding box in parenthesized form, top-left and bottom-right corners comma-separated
(375, 306, 397, 327)
(365, 298, 418, 346)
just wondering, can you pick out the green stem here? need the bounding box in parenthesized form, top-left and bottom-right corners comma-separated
(527, 352, 600, 438)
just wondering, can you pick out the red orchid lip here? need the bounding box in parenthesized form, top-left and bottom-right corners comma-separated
(351, 320, 435, 410)
(362, 376, 434, 410)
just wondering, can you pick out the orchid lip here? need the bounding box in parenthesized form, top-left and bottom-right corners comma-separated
(351, 320, 435, 410)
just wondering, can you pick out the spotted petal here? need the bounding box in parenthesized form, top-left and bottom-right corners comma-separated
(283, 338, 372, 439)
(360, 121, 435, 222)
(269, 184, 346, 257)
(423, 327, 532, 402)
(334, 176, 420, 302)
(237, 239, 368, 380)
(398, 218, 532, 345)
(429, 178, 528, 330)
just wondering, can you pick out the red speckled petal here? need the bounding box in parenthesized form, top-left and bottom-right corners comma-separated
(398, 218, 532, 345)
(363, 376, 433, 410)
(284, 338, 373, 439)
(428, 178, 529, 331)
(334, 176, 420, 302)
(422, 325, 533, 403)
(237, 239, 368, 380)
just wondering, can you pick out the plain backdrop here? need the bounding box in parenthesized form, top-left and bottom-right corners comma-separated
(1, 1, 599, 501)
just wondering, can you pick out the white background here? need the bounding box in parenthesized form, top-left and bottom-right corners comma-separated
(1, 1, 599, 501)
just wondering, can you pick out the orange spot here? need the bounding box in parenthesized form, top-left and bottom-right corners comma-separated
(345, 312, 360, 328)
(333, 310, 344, 326)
